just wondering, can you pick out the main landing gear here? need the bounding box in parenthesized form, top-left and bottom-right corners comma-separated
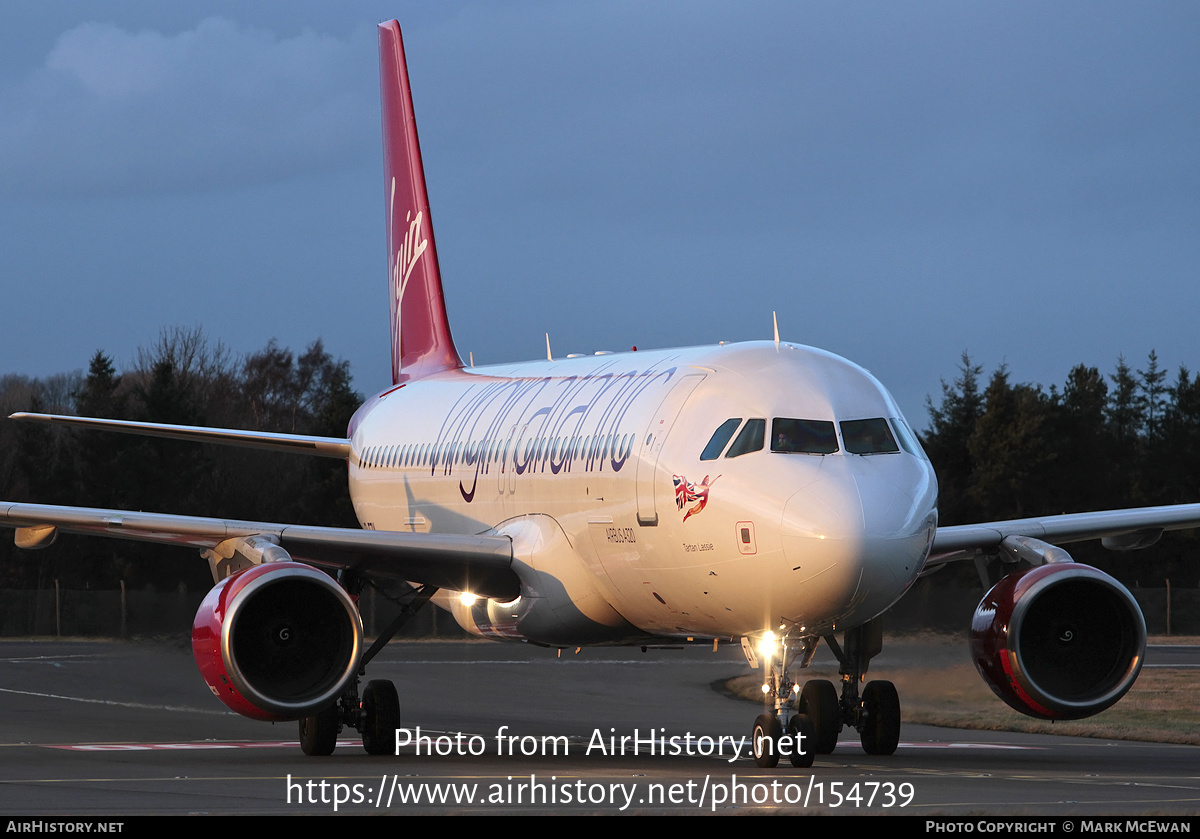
(742, 617, 900, 768)
(299, 582, 437, 756)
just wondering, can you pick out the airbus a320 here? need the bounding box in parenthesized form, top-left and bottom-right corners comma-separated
(4, 20, 1199, 767)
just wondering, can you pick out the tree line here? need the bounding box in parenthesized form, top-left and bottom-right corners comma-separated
(923, 351, 1200, 588)
(0, 328, 361, 591)
(1, 339, 1197, 592)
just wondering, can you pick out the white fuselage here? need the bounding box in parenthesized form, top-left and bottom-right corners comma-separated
(348, 341, 938, 644)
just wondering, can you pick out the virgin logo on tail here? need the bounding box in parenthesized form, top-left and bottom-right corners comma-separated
(388, 177, 429, 377)
(378, 19, 462, 385)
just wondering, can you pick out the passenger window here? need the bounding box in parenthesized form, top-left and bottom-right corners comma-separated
(771, 418, 839, 454)
(701, 418, 742, 461)
(725, 418, 765, 458)
(840, 418, 900, 454)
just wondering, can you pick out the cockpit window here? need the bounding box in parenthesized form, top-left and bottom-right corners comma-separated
(840, 418, 900, 454)
(701, 418, 742, 461)
(771, 418, 839, 454)
(725, 418, 765, 458)
(890, 417, 929, 460)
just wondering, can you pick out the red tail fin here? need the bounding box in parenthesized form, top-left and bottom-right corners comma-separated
(378, 21, 463, 384)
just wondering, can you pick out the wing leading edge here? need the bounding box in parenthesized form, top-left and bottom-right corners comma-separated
(0, 502, 518, 600)
(927, 502, 1200, 571)
(9, 413, 351, 459)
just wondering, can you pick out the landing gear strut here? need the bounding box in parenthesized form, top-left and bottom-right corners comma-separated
(743, 617, 900, 767)
(825, 620, 901, 756)
(297, 581, 438, 756)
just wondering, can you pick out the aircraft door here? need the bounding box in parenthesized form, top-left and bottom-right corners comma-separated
(635, 374, 704, 525)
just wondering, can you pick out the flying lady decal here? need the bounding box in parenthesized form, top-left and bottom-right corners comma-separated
(673, 474, 719, 521)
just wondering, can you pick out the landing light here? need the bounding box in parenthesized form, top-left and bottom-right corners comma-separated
(459, 592, 477, 606)
(757, 630, 777, 661)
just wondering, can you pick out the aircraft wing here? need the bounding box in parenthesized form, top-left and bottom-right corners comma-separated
(8, 413, 350, 459)
(926, 502, 1200, 571)
(0, 502, 519, 600)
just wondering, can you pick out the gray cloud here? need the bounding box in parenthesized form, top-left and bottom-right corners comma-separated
(0, 2, 1197, 423)
(0, 17, 375, 197)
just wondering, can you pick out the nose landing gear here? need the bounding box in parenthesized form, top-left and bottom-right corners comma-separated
(742, 617, 900, 767)
(743, 632, 815, 768)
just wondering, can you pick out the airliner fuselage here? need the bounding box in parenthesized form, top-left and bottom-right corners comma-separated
(348, 341, 938, 645)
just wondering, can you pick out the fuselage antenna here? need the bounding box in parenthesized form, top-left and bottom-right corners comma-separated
(773, 311, 780, 347)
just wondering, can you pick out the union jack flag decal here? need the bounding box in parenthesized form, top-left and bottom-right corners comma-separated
(673, 474, 720, 522)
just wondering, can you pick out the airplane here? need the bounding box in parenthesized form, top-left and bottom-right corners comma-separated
(4, 19, 1200, 767)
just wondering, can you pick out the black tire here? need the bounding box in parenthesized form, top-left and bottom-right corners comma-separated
(299, 703, 340, 756)
(799, 679, 840, 754)
(361, 679, 401, 756)
(787, 713, 816, 767)
(859, 679, 900, 756)
(752, 713, 782, 768)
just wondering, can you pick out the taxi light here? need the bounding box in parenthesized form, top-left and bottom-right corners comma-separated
(757, 630, 776, 661)
(459, 592, 477, 606)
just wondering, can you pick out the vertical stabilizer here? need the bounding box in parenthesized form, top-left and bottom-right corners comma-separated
(378, 21, 463, 384)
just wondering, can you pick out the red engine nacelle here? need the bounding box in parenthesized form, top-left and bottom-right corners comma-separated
(969, 562, 1146, 720)
(192, 561, 362, 721)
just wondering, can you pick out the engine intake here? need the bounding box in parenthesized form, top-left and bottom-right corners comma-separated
(969, 562, 1145, 720)
(192, 561, 362, 721)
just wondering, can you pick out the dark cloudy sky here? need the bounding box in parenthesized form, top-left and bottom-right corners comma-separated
(1, 2, 1196, 424)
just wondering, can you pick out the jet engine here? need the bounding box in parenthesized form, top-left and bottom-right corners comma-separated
(192, 561, 362, 721)
(969, 562, 1145, 720)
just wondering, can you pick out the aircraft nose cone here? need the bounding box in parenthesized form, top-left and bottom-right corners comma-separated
(779, 475, 867, 630)
(780, 460, 932, 631)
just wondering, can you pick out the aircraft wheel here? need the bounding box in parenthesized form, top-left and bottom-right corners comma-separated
(799, 679, 840, 754)
(361, 679, 401, 756)
(859, 679, 900, 756)
(299, 703, 340, 756)
(751, 713, 782, 768)
(787, 713, 816, 767)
